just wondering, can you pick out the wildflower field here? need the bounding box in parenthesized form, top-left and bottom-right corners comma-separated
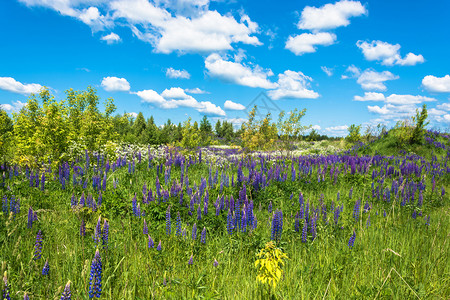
(1, 132, 449, 299)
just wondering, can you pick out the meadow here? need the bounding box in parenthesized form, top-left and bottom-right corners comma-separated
(1, 131, 449, 299)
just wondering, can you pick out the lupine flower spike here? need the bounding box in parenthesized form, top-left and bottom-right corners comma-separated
(34, 230, 43, 260)
(42, 259, 50, 275)
(89, 249, 102, 299)
(60, 280, 72, 300)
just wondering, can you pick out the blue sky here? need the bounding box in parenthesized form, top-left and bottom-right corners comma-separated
(1, 0, 449, 136)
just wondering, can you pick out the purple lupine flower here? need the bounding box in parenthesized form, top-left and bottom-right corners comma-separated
(60, 281, 72, 300)
(294, 212, 300, 232)
(268, 201, 272, 214)
(197, 204, 202, 221)
(143, 219, 148, 235)
(71, 193, 77, 207)
(383, 210, 386, 217)
(226, 210, 233, 235)
(301, 220, 308, 243)
(24, 293, 29, 300)
(412, 210, 417, 219)
(157, 240, 162, 251)
(166, 205, 171, 235)
(34, 230, 43, 260)
(80, 219, 86, 237)
(352, 199, 360, 222)
(201, 227, 206, 244)
(89, 249, 102, 298)
(188, 254, 194, 265)
(348, 231, 356, 249)
(41, 173, 45, 191)
(42, 259, 49, 275)
(2, 272, 10, 300)
(102, 220, 109, 249)
(271, 210, 283, 242)
(425, 215, 430, 226)
(95, 216, 101, 245)
(192, 223, 197, 241)
(28, 207, 34, 229)
(79, 192, 85, 207)
(98, 191, 102, 207)
(442, 186, 446, 197)
(213, 259, 219, 267)
(148, 235, 154, 248)
(176, 212, 181, 236)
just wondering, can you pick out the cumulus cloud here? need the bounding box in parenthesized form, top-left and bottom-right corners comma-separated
(422, 75, 450, 93)
(385, 94, 436, 105)
(297, 0, 367, 31)
(128, 112, 138, 118)
(353, 92, 385, 101)
(101, 32, 121, 44)
(356, 69, 398, 91)
(135, 87, 225, 116)
(185, 87, 208, 94)
(367, 94, 436, 121)
(224, 100, 245, 110)
(311, 125, 321, 130)
(166, 67, 190, 79)
(356, 40, 424, 66)
(101, 76, 131, 92)
(0, 100, 27, 112)
(0, 77, 43, 94)
(19, 0, 261, 54)
(285, 32, 336, 56)
(437, 103, 450, 111)
(205, 53, 276, 89)
(267, 70, 319, 100)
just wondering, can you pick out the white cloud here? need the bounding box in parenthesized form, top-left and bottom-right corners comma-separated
(101, 76, 130, 92)
(321, 66, 333, 76)
(0, 100, 27, 112)
(437, 103, 450, 111)
(443, 114, 450, 123)
(224, 100, 245, 110)
(205, 53, 276, 89)
(357, 69, 398, 91)
(422, 75, 450, 93)
(326, 125, 348, 131)
(101, 32, 121, 44)
(385, 94, 436, 105)
(285, 32, 336, 55)
(367, 105, 390, 115)
(135, 87, 226, 116)
(356, 40, 424, 66)
(166, 67, 190, 79)
(311, 124, 321, 130)
(20, 0, 261, 54)
(354, 92, 385, 101)
(297, 0, 367, 31)
(0, 77, 43, 94)
(185, 87, 208, 94)
(129, 112, 138, 118)
(428, 108, 447, 116)
(268, 70, 319, 100)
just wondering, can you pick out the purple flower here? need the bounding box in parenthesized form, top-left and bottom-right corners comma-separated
(188, 254, 194, 265)
(34, 230, 43, 260)
(143, 219, 148, 235)
(213, 259, 219, 267)
(348, 231, 356, 249)
(268, 201, 272, 214)
(60, 281, 72, 300)
(201, 227, 206, 244)
(157, 240, 162, 251)
(2, 272, 10, 300)
(89, 249, 102, 298)
(42, 259, 49, 275)
(148, 235, 154, 248)
(176, 212, 181, 236)
(271, 210, 283, 242)
(302, 221, 308, 243)
(102, 220, 109, 249)
(24, 293, 29, 300)
(192, 223, 197, 241)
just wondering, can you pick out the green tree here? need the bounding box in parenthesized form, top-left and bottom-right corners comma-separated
(346, 124, 362, 144)
(178, 117, 201, 149)
(241, 106, 277, 151)
(133, 112, 147, 144)
(277, 108, 309, 151)
(411, 104, 429, 144)
(0, 108, 13, 162)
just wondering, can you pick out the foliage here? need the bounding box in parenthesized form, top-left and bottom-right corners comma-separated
(346, 124, 362, 144)
(178, 117, 202, 149)
(0, 108, 13, 162)
(241, 106, 278, 151)
(277, 108, 309, 150)
(411, 104, 429, 144)
(255, 241, 288, 290)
